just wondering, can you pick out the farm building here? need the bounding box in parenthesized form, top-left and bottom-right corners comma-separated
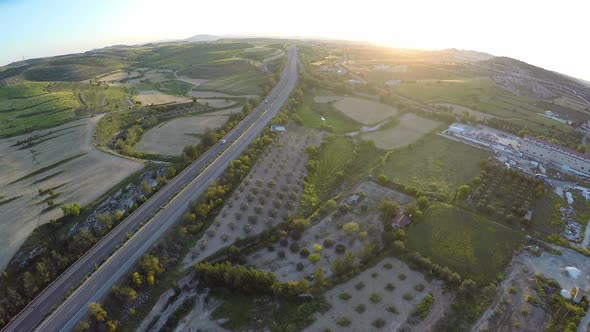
(519, 135, 590, 177)
(345, 194, 361, 206)
(270, 125, 286, 132)
(392, 214, 411, 229)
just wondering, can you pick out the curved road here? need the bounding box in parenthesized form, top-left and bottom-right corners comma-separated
(2, 46, 298, 332)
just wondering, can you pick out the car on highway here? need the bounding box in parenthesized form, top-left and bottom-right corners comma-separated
(221, 139, 227, 144)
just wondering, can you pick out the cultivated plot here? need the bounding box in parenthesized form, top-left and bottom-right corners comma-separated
(135, 90, 191, 106)
(0, 116, 144, 269)
(247, 181, 413, 282)
(332, 97, 399, 125)
(306, 257, 452, 332)
(361, 113, 441, 150)
(182, 126, 323, 268)
(136, 114, 230, 156)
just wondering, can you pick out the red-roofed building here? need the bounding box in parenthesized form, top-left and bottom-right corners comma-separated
(520, 135, 590, 177)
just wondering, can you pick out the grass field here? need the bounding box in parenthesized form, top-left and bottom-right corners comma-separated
(394, 77, 573, 135)
(308, 136, 356, 200)
(382, 135, 490, 199)
(406, 203, 522, 283)
(330, 96, 399, 125)
(295, 94, 361, 134)
(361, 113, 441, 150)
(0, 82, 130, 137)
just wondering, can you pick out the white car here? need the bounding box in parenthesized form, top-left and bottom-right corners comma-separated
(265, 100, 269, 103)
(221, 139, 227, 144)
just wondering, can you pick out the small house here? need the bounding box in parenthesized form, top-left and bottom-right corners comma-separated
(523, 210, 533, 222)
(270, 125, 286, 132)
(345, 194, 361, 206)
(392, 214, 412, 229)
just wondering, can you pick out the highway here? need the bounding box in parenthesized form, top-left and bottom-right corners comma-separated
(2, 46, 298, 332)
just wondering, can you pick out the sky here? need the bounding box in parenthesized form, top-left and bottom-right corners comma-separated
(1, 0, 589, 80)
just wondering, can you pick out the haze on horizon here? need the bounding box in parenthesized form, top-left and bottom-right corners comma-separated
(1, 0, 589, 81)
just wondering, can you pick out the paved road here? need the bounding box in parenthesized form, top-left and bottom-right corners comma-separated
(2, 46, 298, 332)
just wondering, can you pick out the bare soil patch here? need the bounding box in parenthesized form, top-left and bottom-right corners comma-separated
(361, 113, 442, 150)
(306, 257, 453, 332)
(99, 71, 139, 83)
(135, 90, 191, 106)
(136, 114, 229, 156)
(0, 116, 144, 269)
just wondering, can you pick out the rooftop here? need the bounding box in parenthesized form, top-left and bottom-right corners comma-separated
(524, 135, 590, 162)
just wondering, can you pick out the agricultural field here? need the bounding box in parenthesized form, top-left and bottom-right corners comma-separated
(196, 98, 237, 108)
(294, 94, 361, 134)
(315, 96, 400, 125)
(0, 116, 144, 269)
(182, 126, 323, 268)
(394, 77, 574, 135)
(434, 103, 498, 121)
(382, 135, 490, 199)
(247, 181, 413, 281)
(134, 90, 191, 106)
(361, 113, 442, 150)
(136, 113, 231, 156)
(405, 203, 523, 283)
(306, 257, 452, 331)
(0, 82, 128, 137)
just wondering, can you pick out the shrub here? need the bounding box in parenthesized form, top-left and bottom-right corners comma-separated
(355, 282, 365, 290)
(313, 243, 323, 252)
(372, 318, 386, 329)
(339, 292, 352, 300)
(355, 303, 366, 314)
(277, 250, 286, 259)
(342, 222, 360, 235)
(414, 283, 425, 292)
(228, 221, 236, 230)
(243, 224, 252, 233)
(383, 262, 393, 269)
(299, 247, 310, 258)
(221, 233, 229, 242)
(267, 245, 275, 252)
(207, 229, 216, 238)
(296, 262, 305, 271)
(308, 253, 320, 264)
(371, 272, 379, 278)
(254, 205, 263, 214)
(398, 273, 407, 280)
(336, 316, 351, 327)
(385, 283, 395, 292)
(323, 237, 334, 248)
(248, 215, 257, 224)
(369, 293, 382, 303)
(387, 306, 399, 314)
(403, 293, 414, 301)
(279, 238, 289, 247)
(289, 242, 300, 253)
(335, 244, 346, 254)
(508, 286, 517, 294)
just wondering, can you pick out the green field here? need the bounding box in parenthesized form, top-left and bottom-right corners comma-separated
(406, 203, 522, 283)
(294, 94, 361, 134)
(0, 82, 129, 137)
(0, 83, 80, 137)
(309, 136, 356, 200)
(394, 77, 572, 135)
(383, 135, 490, 200)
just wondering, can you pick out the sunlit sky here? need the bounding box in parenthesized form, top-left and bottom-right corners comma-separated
(1, 0, 589, 80)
